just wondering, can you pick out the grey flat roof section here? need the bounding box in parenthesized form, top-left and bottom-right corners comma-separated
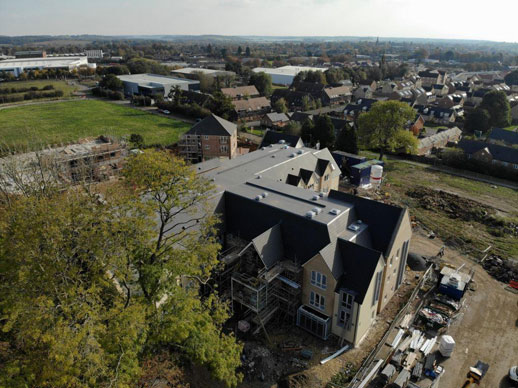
(117, 73, 199, 86)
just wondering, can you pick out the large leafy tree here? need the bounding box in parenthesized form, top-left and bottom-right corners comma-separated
(336, 125, 359, 155)
(504, 70, 518, 86)
(0, 150, 243, 388)
(249, 71, 272, 97)
(273, 97, 288, 113)
(313, 115, 336, 149)
(465, 107, 491, 134)
(357, 100, 416, 160)
(479, 90, 511, 128)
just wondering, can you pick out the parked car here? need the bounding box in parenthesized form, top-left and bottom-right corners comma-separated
(161, 110, 170, 115)
(510, 366, 518, 383)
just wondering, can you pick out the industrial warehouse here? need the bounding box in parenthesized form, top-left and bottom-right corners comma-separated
(0, 56, 90, 77)
(117, 73, 200, 97)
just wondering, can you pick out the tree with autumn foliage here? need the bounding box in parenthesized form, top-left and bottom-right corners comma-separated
(0, 150, 243, 388)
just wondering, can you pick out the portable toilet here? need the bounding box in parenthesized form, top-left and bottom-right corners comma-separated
(439, 335, 455, 357)
(350, 159, 384, 186)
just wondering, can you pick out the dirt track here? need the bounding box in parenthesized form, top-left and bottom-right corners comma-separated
(411, 234, 518, 388)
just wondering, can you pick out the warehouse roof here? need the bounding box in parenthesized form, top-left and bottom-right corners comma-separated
(117, 73, 199, 87)
(0, 56, 88, 70)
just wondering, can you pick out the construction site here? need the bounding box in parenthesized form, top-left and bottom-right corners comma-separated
(223, 156, 518, 388)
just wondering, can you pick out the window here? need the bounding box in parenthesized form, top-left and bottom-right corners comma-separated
(204, 135, 209, 140)
(220, 145, 228, 152)
(219, 136, 228, 143)
(341, 292, 354, 310)
(311, 271, 327, 289)
(204, 145, 210, 150)
(339, 310, 351, 326)
(372, 271, 382, 306)
(309, 291, 325, 310)
(324, 174, 329, 181)
(514, 164, 518, 169)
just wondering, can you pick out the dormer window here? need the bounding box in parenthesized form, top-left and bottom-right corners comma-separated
(311, 271, 327, 290)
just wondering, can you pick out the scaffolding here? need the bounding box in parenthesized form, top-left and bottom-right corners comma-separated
(220, 233, 303, 334)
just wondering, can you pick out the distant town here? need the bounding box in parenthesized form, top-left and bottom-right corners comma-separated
(0, 35, 517, 388)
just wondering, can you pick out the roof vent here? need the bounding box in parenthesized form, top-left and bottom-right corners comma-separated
(297, 149, 304, 155)
(290, 153, 296, 157)
(256, 175, 262, 179)
(312, 207, 322, 214)
(312, 195, 319, 201)
(348, 224, 360, 232)
(262, 192, 268, 198)
(305, 211, 316, 219)
(282, 145, 290, 150)
(357, 220, 363, 224)
(261, 147, 265, 150)
(319, 192, 325, 197)
(255, 195, 262, 201)
(279, 139, 286, 144)
(330, 208, 341, 215)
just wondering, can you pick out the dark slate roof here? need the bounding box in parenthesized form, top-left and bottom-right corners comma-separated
(315, 158, 329, 176)
(286, 174, 301, 186)
(260, 130, 303, 148)
(289, 111, 313, 123)
(299, 168, 314, 184)
(488, 127, 518, 145)
(433, 84, 445, 89)
(328, 190, 406, 256)
(252, 224, 284, 270)
(185, 114, 237, 136)
(458, 139, 518, 164)
(335, 239, 382, 304)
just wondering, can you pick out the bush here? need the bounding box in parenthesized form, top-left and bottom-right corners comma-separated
(156, 101, 211, 119)
(42, 85, 54, 90)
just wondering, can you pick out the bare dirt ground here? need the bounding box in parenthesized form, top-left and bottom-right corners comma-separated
(411, 233, 518, 388)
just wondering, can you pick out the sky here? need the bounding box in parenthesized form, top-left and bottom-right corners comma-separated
(1, 0, 518, 42)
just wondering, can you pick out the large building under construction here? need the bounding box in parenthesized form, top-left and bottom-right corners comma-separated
(190, 143, 411, 346)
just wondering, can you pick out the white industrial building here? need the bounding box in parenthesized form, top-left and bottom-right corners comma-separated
(252, 65, 329, 86)
(117, 73, 200, 97)
(0, 56, 89, 77)
(171, 67, 236, 79)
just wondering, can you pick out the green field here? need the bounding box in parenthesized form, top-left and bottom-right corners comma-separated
(0, 79, 79, 99)
(0, 100, 191, 151)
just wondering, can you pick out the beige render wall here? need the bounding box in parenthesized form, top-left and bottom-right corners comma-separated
(301, 253, 337, 318)
(378, 208, 412, 312)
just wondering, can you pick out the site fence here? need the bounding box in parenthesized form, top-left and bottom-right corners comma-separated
(346, 265, 435, 388)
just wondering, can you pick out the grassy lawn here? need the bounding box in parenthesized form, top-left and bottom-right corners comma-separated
(382, 160, 518, 258)
(0, 100, 191, 151)
(271, 85, 288, 90)
(246, 128, 265, 136)
(0, 79, 79, 99)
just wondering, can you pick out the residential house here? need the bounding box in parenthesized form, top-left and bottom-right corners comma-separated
(417, 127, 462, 155)
(221, 85, 260, 100)
(259, 130, 304, 148)
(408, 115, 425, 136)
(178, 114, 237, 163)
(261, 112, 290, 128)
(468, 88, 491, 105)
(415, 91, 436, 105)
(487, 127, 518, 147)
(437, 94, 465, 109)
(232, 97, 271, 120)
(343, 98, 379, 119)
(414, 105, 461, 125)
(418, 69, 441, 86)
(431, 84, 449, 97)
(195, 144, 411, 345)
(322, 85, 352, 105)
(390, 89, 414, 101)
(353, 85, 373, 100)
(458, 139, 518, 169)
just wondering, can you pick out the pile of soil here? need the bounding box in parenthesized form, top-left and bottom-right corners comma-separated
(406, 187, 494, 223)
(482, 256, 518, 283)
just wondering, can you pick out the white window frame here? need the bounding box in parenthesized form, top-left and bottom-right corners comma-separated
(339, 310, 351, 326)
(309, 291, 325, 310)
(341, 292, 353, 310)
(204, 145, 210, 150)
(204, 135, 209, 140)
(310, 271, 327, 290)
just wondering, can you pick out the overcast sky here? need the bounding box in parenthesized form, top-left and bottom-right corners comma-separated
(1, 0, 517, 42)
